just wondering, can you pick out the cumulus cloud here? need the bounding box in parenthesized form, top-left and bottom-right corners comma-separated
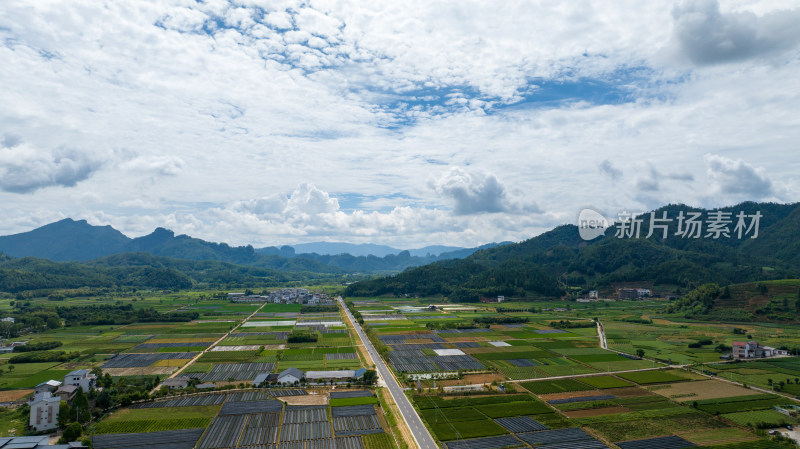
(428, 167, 541, 215)
(232, 184, 340, 217)
(670, 0, 800, 65)
(431, 168, 508, 215)
(0, 139, 104, 194)
(120, 155, 185, 177)
(286, 183, 340, 215)
(704, 154, 773, 198)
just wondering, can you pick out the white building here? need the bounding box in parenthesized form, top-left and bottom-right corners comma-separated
(277, 367, 303, 385)
(64, 369, 96, 393)
(33, 380, 61, 396)
(29, 392, 60, 432)
(1, 317, 14, 323)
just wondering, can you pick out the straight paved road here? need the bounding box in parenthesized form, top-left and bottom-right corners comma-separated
(338, 297, 438, 449)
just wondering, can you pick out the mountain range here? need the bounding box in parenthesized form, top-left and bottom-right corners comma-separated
(346, 201, 800, 302)
(258, 242, 466, 258)
(1, 201, 798, 300)
(0, 219, 506, 274)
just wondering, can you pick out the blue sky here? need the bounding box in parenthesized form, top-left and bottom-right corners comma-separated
(0, 0, 798, 248)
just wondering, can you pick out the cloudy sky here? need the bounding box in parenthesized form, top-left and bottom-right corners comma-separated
(1, 0, 799, 248)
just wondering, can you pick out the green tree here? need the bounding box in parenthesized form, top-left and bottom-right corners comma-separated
(96, 390, 112, 410)
(57, 401, 72, 428)
(361, 370, 378, 385)
(58, 422, 82, 443)
(72, 388, 90, 424)
(636, 349, 645, 358)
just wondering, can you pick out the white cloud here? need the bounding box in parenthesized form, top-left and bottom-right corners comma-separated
(0, 0, 797, 247)
(704, 153, 774, 199)
(0, 139, 105, 194)
(431, 168, 507, 215)
(669, 0, 800, 65)
(120, 155, 184, 177)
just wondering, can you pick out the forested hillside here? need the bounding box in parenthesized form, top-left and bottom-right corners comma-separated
(0, 252, 341, 294)
(347, 202, 800, 301)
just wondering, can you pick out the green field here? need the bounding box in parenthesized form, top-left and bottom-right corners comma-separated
(618, 370, 690, 385)
(520, 378, 594, 394)
(330, 397, 378, 406)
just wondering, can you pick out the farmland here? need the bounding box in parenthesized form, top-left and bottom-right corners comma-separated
(347, 296, 800, 448)
(5, 289, 800, 448)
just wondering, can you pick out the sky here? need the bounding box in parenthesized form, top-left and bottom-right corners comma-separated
(1, 0, 799, 248)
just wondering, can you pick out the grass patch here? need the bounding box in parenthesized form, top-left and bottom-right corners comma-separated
(521, 379, 594, 394)
(362, 433, 395, 449)
(578, 376, 632, 389)
(617, 370, 689, 385)
(330, 397, 378, 407)
(722, 410, 792, 427)
(429, 419, 508, 441)
(474, 400, 552, 418)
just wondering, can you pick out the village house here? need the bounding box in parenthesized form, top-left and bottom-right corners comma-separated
(29, 392, 60, 432)
(276, 367, 304, 385)
(63, 369, 96, 392)
(732, 341, 789, 359)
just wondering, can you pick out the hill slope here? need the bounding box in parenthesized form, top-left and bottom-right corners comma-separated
(0, 220, 501, 273)
(347, 202, 800, 301)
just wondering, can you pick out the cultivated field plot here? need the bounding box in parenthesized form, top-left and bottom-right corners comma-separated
(281, 422, 333, 440)
(378, 334, 446, 344)
(494, 417, 548, 433)
(220, 399, 283, 415)
(196, 414, 248, 449)
(414, 393, 568, 442)
(616, 370, 690, 385)
(226, 391, 272, 401)
(268, 389, 308, 397)
(515, 428, 608, 448)
(649, 379, 754, 402)
(134, 341, 213, 350)
(191, 362, 276, 381)
(548, 395, 616, 405)
(284, 406, 328, 424)
(387, 350, 484, 373)
(443, 435, 525, 449)
(229, 331, 290, 340)
(102, 352, 198, 368)
(92, 427, 205, 449)
(211, 345, 264, 351)
(615, 435, 696, 449)
(92, 405, 220, 435)
(333, 415, 383, 436)
(131, 393, 227, 408)
(239, 412, 281, 446)
(326, 353, 359, 360)
(330, 390, 373, 399)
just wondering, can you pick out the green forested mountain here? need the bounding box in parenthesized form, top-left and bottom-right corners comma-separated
(347, 202, 800, 301)
(0, 219, 503, 273)
(0, 252, 339, 293)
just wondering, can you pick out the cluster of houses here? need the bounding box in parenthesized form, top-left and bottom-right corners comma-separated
(253, 367, 367, 386)
(228, 289, 333, 305)
(29, 370, 96, 432)
(0, 340, 26, 354)
(617, 288, 652, 299)
(731, 341, 790, 360)
(479, 295, 505, 304)
(163, 367, 367, 391)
